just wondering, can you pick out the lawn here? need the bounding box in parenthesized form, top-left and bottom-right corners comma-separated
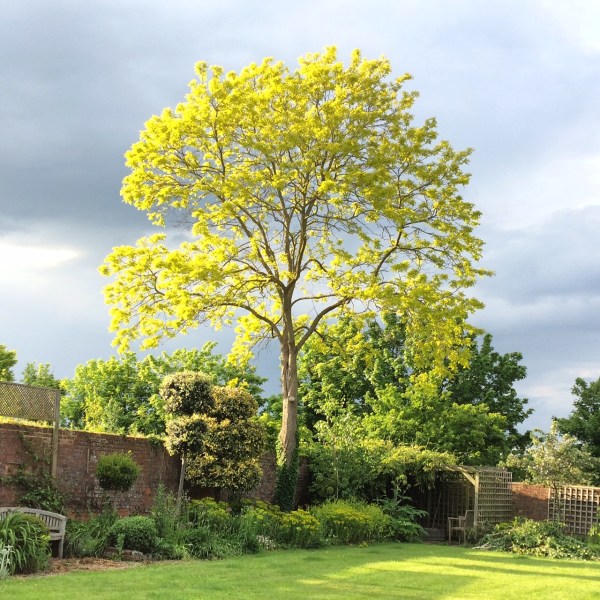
(3, 543, 600, 599)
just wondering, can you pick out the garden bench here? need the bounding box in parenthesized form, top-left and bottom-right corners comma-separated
(0, 507, 66, 558)
(448, 509, 474, 545)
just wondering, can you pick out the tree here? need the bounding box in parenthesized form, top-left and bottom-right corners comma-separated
(161, 372, 264, 499)
(185, 386, 264, 494)
(444, 333, 531, 453)
(101, 48, 489, 490)
(556, 376, 600, 477)
(0, 345, 17, 382)
(61, 344, 264, 434)
(505, 421, 598, 502)
(300, 316, 528, 464)
(161, 371, 215, 508)
(21, 363, 61, 390)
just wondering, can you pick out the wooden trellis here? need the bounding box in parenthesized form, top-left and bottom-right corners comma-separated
(550, 486, 600, 536)
(0, 382, 60, 477)
(445, 466, 512, 531)
(413, 466, 512, 532)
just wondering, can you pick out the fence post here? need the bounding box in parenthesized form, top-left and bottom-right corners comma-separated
(51, 389, 60, 478)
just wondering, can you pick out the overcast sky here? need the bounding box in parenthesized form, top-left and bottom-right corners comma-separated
(1, 0, 599, 431)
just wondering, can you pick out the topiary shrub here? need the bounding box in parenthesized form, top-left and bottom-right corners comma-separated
(0, 512, 51, 575)
(160, 371, 214, 417)
(108, 516, 158, 554)
(96, 452, 141, 492)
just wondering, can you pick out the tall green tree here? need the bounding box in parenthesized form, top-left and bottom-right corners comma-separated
(101, 48, 489, 485)
(444, 333, 531, 452)
(556, 376, 600, 480)
(0, 344, 17, 382)
(300, 316, 529, 464)
(61, 344, 264, 434)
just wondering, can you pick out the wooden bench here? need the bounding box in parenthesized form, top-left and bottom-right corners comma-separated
(0, 507, 66, 558)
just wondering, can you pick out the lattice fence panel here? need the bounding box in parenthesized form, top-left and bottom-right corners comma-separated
(477, 467, 512, 526)
(550, 486, 600, 536)
(0, 382, 57, 421)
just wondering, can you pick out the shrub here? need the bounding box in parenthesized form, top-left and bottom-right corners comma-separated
(189, 498, 234, 533)
(19, 479, 65, 514)
(311, 500, 393, 545)
(183, 526, 244, 559)
(96, 452, 141, 492)
(588, 523, 600, 546)
(108, 516, 158, 554)
(161, 371, 214, 416)
(239, 502, 283, 550)
(0, 512, 51, 574)
(65, 507, 118, 558)
(480, 518, 600, 560)
(375, 495, 426, 542)
(279, 509, 323, 548)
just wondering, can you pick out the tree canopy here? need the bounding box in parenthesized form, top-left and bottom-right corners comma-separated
(60, 344, 264, 434)
(300, 316, 529, 464)
(505, 421, 598, 494)
(556, 376, 600, 482)
(101, 47, 489, 486)
(0, 344, 17, 382)
(21, 362, 62, 390)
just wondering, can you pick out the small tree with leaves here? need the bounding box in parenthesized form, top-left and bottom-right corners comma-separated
(186, 386, 264, 497)
(0, 345, 17, 382)
(505, 421, 599, 520)
(161, 371, 214, 508)
(161, 371, 264, 503)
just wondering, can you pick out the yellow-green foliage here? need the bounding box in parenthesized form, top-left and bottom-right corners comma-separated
(311, 500, 392, 545)
(189, 498, 233, 532)
(279, 509, 322, 548)
(102, 46, 488, 392)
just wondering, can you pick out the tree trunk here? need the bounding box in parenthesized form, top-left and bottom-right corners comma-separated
(278, 335, 298, 466)
(176, 454, 186, 514)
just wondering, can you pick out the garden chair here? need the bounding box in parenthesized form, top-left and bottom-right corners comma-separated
(448, 509, 474, 544)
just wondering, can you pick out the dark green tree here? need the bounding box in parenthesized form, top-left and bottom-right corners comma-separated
(556, 376, 600, 482)
(444, 333, 531, 452)
(299, 315, 530, 464)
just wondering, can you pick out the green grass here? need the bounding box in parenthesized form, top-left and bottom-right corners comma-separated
(2, 543, 600, 599)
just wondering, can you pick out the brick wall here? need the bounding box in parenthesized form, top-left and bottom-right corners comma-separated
(512, 482, 549, 521)
(0, 422, 180, 518)
(0, 422, 310, 517)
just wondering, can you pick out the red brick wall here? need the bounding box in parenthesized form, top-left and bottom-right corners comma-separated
(0, 422, 180, 518)
(512, 482, 549, 521)
(0, 423, 311, 516)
